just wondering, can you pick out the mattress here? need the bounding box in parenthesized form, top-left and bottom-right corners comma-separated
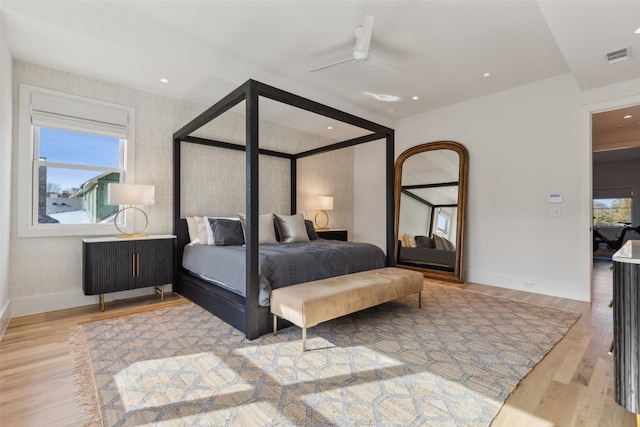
(182, 240, 386, 305)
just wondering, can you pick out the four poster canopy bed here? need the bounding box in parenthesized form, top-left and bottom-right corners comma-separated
(173, 79, 397, 339)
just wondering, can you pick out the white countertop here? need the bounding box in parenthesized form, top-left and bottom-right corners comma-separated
(83, 234, 176, 243)
(612, 240, 640, 265)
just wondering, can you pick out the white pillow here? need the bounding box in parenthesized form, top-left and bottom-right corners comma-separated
(238, 213, 278, 244)
(193, 216, 210, 244)
(185, 217, 201, 244)
(274, 213, 310, 243)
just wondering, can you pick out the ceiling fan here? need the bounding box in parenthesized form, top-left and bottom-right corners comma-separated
(311, 15, 401, 73)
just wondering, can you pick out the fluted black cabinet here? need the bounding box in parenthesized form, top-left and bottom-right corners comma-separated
(83, 235, 176, 310)
(612, 240, 640, 416)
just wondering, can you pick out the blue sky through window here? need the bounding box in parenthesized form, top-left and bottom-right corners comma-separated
(594, 199, 617, 208)
(40, 128, 120, 191)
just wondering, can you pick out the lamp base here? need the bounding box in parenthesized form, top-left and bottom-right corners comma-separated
(314, 210, 330, 230)
(114, 206, 149, 237)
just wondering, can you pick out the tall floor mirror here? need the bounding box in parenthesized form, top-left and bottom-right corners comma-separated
(394, 141, 468, 283)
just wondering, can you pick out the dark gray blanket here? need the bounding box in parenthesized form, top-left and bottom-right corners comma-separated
(182, 240, 386, 305)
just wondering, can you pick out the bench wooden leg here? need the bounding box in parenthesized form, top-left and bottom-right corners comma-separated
(302, 327, 307, 352)
(418, 291, 422, 308)
(273, 314, 277, 336)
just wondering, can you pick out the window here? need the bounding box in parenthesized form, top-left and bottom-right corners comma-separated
(593, 198, 632, 226)
(436, 212, 449, 234)
(18, 85, 136, 237)
(435, 208, 452, 238)
(36, 128, 122, 225)
(593, 187, 633, 227)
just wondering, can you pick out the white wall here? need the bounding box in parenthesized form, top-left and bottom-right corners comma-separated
(403, 74, 585, 300)
(398, 194, 430, 237)
(358, 74, 586, 300)
(353, 139, 387, 249)
(9, 61, 354, 316)
(0, 16, 12, 337)
(355, 73, 640, 302)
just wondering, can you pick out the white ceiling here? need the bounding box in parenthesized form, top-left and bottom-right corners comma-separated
(1, 1, 640, 142)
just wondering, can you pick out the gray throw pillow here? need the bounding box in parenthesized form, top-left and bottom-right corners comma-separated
(274, 213, 310, 243)
(209, 218, 244, 246)
(305, 220, 319, 240)
(415, 235, 434, 248)
(237, 213, 278, 244)
(432, 234, 446, 250)
(433, 234, 455, 251)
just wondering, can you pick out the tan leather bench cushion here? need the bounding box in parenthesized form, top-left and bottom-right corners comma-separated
(270, 267, 423, 328)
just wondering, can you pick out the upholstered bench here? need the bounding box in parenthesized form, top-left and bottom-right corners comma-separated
(271, 267, 424, 351)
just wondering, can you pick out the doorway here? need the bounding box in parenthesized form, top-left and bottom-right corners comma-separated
(589, 100, 640, 300)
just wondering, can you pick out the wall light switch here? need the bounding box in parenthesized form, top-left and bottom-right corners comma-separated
(549, 207, 561, 218)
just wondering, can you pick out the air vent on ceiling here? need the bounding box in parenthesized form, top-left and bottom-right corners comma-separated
(605, 46, 632, 64)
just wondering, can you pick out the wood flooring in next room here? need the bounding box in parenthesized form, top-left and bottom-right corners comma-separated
(0, 261, 635, 426)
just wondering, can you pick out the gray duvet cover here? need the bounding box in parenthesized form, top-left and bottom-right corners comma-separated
(182, 240, 386, 306)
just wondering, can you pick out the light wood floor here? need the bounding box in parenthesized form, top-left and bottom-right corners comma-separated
(0, 262, 635, 426)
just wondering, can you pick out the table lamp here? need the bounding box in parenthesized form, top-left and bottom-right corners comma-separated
(107, 183, 155, 237)
(312, 196, 333, 230)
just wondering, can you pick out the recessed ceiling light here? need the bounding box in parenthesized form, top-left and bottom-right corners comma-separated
(635, 26, 640, 34)
(483, 72, 491, 77)
(327, 126, 333, 130)
(412, 96, 419, 100)
(160, 78, 169, 83)
(624, 115, 633, 119)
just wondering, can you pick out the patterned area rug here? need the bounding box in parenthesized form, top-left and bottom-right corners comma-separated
(70, 283, 580, 426)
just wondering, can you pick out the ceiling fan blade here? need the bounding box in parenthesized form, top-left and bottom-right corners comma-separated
(353, 15, 374, 61)
(310, 57, 354, 73)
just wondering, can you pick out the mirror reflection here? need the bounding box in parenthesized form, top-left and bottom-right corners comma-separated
(394, 141, 468, 283)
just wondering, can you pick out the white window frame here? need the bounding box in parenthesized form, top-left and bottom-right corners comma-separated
(17, 85, 136, 237)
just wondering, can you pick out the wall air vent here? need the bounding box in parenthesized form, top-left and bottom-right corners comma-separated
(605, 47, 632, 64)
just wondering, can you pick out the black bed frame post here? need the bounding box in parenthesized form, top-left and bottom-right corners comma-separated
(173, 136, 182, 272)
(245, 80, 261, 340)
(386, 131, 395, 267)
(290, 158, 297, 214)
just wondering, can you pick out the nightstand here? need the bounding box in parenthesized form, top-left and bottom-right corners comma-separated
(316, 229, 348, 241)
(83, 235, 176, 311)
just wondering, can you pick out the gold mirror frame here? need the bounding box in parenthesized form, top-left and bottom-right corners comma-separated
(394, 141, 468, 283)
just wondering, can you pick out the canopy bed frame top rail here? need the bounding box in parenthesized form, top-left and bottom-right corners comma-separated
(173, 79, 395, 339)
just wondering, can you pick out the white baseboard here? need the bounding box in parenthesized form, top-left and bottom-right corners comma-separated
(465, 269, 590, 302)
(0, 299, 10, 341)
(10, 287, 158, 317)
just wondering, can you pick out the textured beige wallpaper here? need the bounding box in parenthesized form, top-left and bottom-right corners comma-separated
(180, 144, 291, 217)
(297, 149, 354, 231)
(9, 61, 354, 301)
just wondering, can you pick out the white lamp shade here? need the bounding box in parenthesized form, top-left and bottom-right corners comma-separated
(108, 183, 155, 206)
(312, 196, 333, 211)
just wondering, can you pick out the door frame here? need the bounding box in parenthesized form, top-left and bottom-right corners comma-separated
(581, 92, 640, 302)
